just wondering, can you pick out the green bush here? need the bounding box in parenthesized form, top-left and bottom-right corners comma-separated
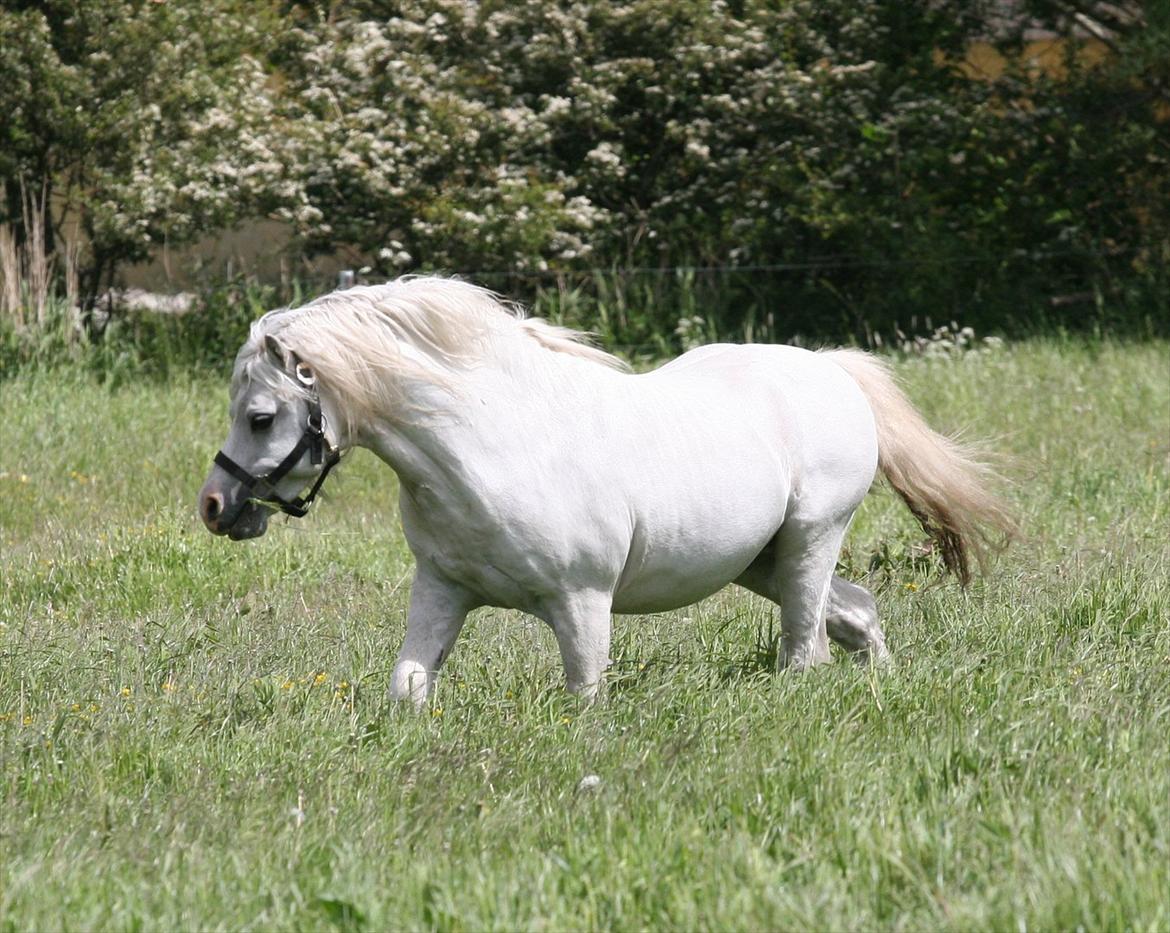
(0, 280, 282, 382)
(2, 0, 1166, 355)
(267, 0, 1167, 341)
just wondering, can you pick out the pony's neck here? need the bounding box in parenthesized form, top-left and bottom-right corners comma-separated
(357, 385, 471, 492)
(353, 334, 610, 493)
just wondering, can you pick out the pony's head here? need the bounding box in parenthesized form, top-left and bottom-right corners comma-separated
(199, 276, 624, 537)
(198, 331, 341, 539)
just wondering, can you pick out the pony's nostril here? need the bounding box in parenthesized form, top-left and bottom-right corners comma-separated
(204, 493, 223, 523)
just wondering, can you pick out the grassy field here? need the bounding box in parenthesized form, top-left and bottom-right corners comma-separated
(1, 339, 1168, 931)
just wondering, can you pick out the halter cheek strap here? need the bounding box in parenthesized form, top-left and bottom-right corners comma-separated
(213, 384, 341, 519)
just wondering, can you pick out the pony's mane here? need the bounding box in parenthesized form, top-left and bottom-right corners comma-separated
(233, 277, 626, 432)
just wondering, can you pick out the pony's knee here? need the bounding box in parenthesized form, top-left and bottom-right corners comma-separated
(828, 575, 876, 615)
(825, 576, 889, 661)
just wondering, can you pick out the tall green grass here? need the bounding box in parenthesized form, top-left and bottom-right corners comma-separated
(0, 283, 284, 383)
(1, 339, 1167, 930)
(5, 270, 1166, 389)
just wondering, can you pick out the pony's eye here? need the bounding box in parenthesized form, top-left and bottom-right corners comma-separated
(250, 413, 275, 431)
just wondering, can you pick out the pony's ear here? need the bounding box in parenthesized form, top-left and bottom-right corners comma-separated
(264, 334, 289, 370)
(265, 333, 315, 386)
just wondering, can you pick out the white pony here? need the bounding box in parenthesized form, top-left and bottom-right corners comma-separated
(199, 277, 1013, 703)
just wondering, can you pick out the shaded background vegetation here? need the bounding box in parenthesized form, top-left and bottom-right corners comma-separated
(0, 0, 1166, 371)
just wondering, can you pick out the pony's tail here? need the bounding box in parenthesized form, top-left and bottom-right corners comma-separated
(823, 349, 1016, 585)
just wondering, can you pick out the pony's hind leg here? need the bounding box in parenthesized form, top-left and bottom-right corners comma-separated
(825, 575, 890, 664)
(738, 519, 851, 670)
(772, 521, 849, 669)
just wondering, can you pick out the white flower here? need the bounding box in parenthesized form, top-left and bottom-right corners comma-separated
(586, 142, 622, 168)
(686, 140, 711, 160)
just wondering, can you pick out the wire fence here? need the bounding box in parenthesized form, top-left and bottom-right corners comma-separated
(328, 242, 1140, 292)
(307, 239, 1155, 352)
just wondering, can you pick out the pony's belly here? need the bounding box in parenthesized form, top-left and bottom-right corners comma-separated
(608, 467, 791, 614)
(610, 538, 770, 614)
(611, 576, 731, 614)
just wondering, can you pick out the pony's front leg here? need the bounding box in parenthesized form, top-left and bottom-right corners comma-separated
(545, 591, 613, 701)
(390, 565, 477, 709)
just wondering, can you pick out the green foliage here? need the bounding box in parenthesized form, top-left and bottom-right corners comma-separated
(1, 340, 1168, 928)
(0, 280, 279, 382)
(1, 0, 1166, 348)
(0, 0, 278, 297)
(264, 0, 1167, 339)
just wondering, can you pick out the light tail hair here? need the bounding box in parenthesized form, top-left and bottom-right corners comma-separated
(823, 349, 1016, 585)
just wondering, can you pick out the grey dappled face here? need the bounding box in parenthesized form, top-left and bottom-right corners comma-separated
(198, 375, 317, 539)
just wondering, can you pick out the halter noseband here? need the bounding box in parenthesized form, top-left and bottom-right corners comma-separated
(212, 365, 341, 519)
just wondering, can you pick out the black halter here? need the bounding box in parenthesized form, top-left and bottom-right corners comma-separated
(213, 371, 341, 519)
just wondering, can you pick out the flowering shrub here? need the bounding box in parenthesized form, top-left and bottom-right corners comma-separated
(268, 0, 1165, 338)
(0, 1, 277, 302)
(268, 4, 615, 273)
(890, 323, 1005, 360)
(272, 0, 984, 274)
(1, 0, 1164, 341)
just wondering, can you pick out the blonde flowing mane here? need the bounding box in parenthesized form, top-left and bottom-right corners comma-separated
(233, 277, 626, 432)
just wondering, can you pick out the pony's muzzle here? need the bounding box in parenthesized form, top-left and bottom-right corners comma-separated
(201, 490, 225, 531)
(198, 479, 270, 539)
